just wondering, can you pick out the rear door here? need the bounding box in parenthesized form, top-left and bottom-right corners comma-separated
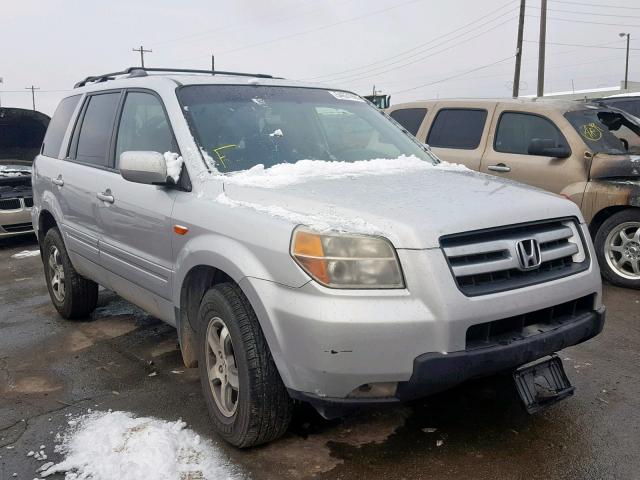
(479, 108, 583, 194)
(97, 89, 179, 301)
(60, 90, 122, 267)
(424, 104, 495, 170)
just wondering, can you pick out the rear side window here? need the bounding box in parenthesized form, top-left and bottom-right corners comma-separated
(115, 91, 175, 167)
(42, 95, 81, 158)
(427, 109, 487, 149)
(495, 112, 568, 155)
(74, 92, 120, 167)
(389, 108, 427, 136)
(604, 99, 640, 117)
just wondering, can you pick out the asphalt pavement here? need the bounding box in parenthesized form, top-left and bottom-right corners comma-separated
(1, 234, 638, 480)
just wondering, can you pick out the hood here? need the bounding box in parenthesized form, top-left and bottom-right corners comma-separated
(590, 153, 640, 179)
(220, 164, 581, 249)
(0, 108, 50, 165)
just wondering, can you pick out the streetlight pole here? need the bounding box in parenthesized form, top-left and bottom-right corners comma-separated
(619, 33, 630, 91)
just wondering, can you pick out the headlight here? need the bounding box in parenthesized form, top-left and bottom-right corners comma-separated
(290, 227, 404, 289)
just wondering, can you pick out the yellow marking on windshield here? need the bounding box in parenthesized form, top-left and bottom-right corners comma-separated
(212, 144, 237, 168)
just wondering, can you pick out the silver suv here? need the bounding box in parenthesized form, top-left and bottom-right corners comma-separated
(33, 68, 605, 447)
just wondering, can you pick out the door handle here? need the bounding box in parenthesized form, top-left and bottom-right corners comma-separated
(487, 164, 511, 173)
(96, 190, 114, 204)
(52, 175, 64, 186)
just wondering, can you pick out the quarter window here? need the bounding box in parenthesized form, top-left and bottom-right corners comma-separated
(115, 92, 175, 167)
(42, 95, 81, 158)
(389, 108, 427, 136)
(427, 109, 487, 149)
(495, 112, 568, 155)
(74, 93, 121, 167)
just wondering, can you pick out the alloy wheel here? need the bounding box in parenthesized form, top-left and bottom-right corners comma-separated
(48, 246, 66, 303)
(605, 221, 640, 280)
(205, 316, 239, 417)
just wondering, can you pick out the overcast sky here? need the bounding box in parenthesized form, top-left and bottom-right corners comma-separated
(1, 0, 638, 115)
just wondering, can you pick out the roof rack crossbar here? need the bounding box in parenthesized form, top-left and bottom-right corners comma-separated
(74, 67, 276, 88)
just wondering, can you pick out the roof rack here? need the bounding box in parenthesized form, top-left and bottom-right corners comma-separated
(74, 67, 277, 88)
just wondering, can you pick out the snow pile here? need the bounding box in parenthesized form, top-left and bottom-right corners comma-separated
(0, 165, 31, 177)
(164, 152, 184, 184)
(222, 156, 467, 188)
(11, 249, 39, 259)
(41, 411, 240, 480)
(216, 193, 380, 234)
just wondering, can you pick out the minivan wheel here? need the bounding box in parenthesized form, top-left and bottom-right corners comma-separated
(43, 227, 99, 318)
(595, 209, 640, 289)
(196, 283, 293, 447)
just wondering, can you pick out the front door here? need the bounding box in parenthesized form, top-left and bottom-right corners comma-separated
(97, 90, 179, 301)
(479, 109, 586, 195)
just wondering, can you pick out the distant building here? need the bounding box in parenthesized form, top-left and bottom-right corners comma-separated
(521, 80, 640, 101)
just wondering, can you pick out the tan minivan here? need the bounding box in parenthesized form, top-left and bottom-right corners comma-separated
(387, 98, 640, 289)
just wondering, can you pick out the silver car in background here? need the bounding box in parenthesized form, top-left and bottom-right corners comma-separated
(32, 68, 605, 447)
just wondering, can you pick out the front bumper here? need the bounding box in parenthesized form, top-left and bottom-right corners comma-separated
(289, 307, 605, 417)
(0, 204, 34, 238)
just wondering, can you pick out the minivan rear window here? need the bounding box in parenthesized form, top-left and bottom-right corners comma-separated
(427, 108, 487, 150)
(42, 95, 80, 158)
(389, 108, 427, 136)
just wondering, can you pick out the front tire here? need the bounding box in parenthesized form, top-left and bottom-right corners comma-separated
(594, 209, 640, 289)
(196, 283, 293, 447)
(43, 227, 99, 318)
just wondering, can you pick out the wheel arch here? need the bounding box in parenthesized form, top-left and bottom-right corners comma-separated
(589, 205, 639, 237)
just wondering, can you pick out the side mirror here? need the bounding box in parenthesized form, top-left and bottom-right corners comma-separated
(527, 138, 571, 158)
(119, 151, 168, 184)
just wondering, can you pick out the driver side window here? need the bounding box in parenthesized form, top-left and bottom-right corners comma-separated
(495, 112, 568, 156)
(115, 91, 175, 168)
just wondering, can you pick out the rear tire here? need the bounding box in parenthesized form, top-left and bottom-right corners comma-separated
(43, 227, 99, 319)
(594, 209, 640, 289)
(196, 282, 293, 447)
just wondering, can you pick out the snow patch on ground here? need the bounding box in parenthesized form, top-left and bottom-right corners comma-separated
(41, 411, 240, 480)
(11, 249, 39, 259)
(222, 156, 467, 188)
(164, 152, 184, 184)
(216, 192, 380, 234)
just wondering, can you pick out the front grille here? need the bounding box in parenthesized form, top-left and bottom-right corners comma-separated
(2, 222, 33, 233)
(466, 294, 595, 350)
(23, 197, 33, 208)
(441, 218, 589, 296)
(0, 198, 21, 210)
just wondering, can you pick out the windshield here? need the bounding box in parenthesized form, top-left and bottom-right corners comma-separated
(177, 85, 434, 172)
(565, 108, 640, 155)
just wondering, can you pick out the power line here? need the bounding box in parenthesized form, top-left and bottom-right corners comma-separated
(320, 15, 516, 84)
(549, 0, 640, 10)
(392, 55, 514, 94)
(220, 0, 426, 56)
(303, 0, 517, 81)
(527, 14, 640, 28)
(523, 39, 640, 51)
(543, 7, 640, 19)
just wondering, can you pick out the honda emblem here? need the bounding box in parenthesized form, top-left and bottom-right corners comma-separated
(516, 239, 542, 270)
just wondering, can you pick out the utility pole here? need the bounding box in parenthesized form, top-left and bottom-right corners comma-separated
(211, 54, 215, 72)
(25, 85, 39, 110)
(512, 0, 526, 98)
(132, 45, 152, 68)
(537, 0, 547, 97)
(619, 33, 630, 90)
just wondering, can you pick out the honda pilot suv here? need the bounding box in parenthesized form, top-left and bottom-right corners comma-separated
(33, 68, 605, 447)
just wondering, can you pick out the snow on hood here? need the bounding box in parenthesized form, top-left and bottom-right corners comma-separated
(41, 410, 240, 480)
(220, 161, 581, 248)
(0, 164, 31, 178)
(222, 155, 467, 188)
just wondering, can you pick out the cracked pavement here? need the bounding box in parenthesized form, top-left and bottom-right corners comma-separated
(1, 234, 639, 479)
